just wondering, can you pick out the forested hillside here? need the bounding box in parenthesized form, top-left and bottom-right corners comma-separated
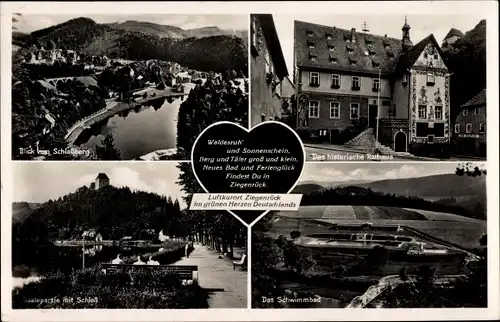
(12, 185, 185, 243)
(442, 19, 486, 116)
(14, 17, 248, 73)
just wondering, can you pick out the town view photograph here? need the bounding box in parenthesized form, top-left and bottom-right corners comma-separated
(12, 14, 249, 161)
(11, 162, 247, 308)
(250, 14, 487, 161)
(252, 162, 487, 308)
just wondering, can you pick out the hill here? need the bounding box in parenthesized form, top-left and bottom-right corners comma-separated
(12, 185, 185, 242)
(292, 183, 325, 194)
(442, 19, 486, 117)
(12, 202, 42, 225)
(355, 173, 486, 198)
(14, 17, 248, 73)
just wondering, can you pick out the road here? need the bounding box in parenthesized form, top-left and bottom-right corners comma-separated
(304, 144, 485, 162)
(173, 244, 247, 308)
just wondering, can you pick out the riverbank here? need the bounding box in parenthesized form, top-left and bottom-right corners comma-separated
(66, 86, 185, 146)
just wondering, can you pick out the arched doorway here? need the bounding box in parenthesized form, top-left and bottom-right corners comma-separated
(394, 131, 407, 152)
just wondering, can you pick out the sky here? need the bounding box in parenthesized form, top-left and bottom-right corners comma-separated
(12, 162, 188, 208)
(13, 14, 248, 34)
(274, 14, 486, 75)
(299, 162, 486, 183)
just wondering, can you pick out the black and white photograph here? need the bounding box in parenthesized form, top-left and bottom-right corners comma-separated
(250, 14, 487, 161)
(252, 162, 487, 308)
(12, 14, 249, 161)
(11, 162, 247, 308)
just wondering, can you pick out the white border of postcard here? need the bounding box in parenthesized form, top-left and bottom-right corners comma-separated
(1, 1, 499, 321)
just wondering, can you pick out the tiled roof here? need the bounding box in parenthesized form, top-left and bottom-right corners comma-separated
(393, 34, 448, 76)
(254, 14, 289, 79)
(96, 173, 109, 180)
(444, 28, 465, 40)
(294, 20, 404, 75)
(461, 88, 486, 107)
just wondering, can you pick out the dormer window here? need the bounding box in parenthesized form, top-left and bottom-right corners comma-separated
(372, 58, 380, 68)
(348, 49, 354, 54)
(307, 30, 313, 37)
(329, 53, 338, 64)
(328, 46, 335, 51)
(310, 56, 317, 62)
(326, 33, 333, 40)
(309, 52, 317, 62)
(307, 40, 315, 48)
(349, 56, 357, 65)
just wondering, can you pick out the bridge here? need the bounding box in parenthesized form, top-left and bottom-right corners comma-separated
(45, 72, 102, 88)
(346, 274, 465, 308)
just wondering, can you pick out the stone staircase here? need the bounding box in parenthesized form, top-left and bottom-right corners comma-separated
(344, 128, 400, 155)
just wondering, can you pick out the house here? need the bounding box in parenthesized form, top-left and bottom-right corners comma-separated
(175, 72, 191, 84)
(165, 74, 177, 87)
(250, 14, 289, 127)
(41, 113, 56, 135)
(442, 28, 464, 48)
(294, 18, 452, 156)
(82, 229, 101, 241)
(95, 173, 110, 190)
(452, 88, 486, 157)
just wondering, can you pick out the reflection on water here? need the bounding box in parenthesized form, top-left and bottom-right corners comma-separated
(12, 245, 159, 278)
(77, 93, 187, 160)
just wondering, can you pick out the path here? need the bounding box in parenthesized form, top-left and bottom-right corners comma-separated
(173, 244, 247, 308)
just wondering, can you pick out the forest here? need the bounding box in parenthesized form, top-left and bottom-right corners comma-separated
(14, 17, 248, 74)
(441, 19, 486, 118)
(300, 185, 486, 220)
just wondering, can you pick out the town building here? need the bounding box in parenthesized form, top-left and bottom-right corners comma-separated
(95, 173, 110, 190)
(294, 18, 452, 156)
(452, 88, 486, 157)
(442, 28, 464, 47)
(250, 14, 289, 127)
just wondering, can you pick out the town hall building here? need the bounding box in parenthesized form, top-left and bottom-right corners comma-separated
(294, 18, 452, 156)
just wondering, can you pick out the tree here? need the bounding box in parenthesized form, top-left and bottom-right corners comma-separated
(95, 134, 121, 160)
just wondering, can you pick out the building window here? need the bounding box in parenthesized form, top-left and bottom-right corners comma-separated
(251, 19, 257, 48)
(331, 74, 340, 88)
(418, 105, 427, 119)
(326, 34, 333, 40)
(463, 109, 468, 116)
(434, 105, 443, 120)
(308, 40, 315, 48)
(350, 103, 360, 119)
(310, 56, 317, 62)
(330, 102, 340, 119)
(427, 73, 435, 85)
(329, 46, 335, 51)
(434, 54, 439, 60)
(309, 72, 320, 87)
(466, 123, 472, 133)
(454, 124, 460, 133)
(261, 114, 266, 122)
(479, 123, 485, 133)
(309, 101, 319, 118)
(352, 76, 360, 90)
(265, 51, 270, 73)
(475, 107, 481, 115)
(402, 74, 408, 85)
(372, 78, 380, 92)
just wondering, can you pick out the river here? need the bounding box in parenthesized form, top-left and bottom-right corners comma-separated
(75, 90, 189, 160)
(74, 79, 246, 160)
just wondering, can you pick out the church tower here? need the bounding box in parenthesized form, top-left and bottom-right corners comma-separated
(402, 16, 413, 51)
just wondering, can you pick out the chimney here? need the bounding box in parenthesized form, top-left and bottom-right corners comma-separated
(351, 28, 356, 42)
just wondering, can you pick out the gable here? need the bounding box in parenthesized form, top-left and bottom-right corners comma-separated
(413, 42, 447, 70)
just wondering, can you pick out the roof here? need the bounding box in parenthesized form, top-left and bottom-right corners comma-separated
(254, 14, 289, 79)
(74, 76, 99, 88)
(294, 20, 404, 76)
(96, 173, 109, 180)
(444, 28, 465, 40)
(461, 89, 486, 108)
(393, 34, 447, 76)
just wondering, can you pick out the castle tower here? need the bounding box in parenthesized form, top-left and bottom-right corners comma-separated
(402, 15, 413, 51)
(95, 173, 110, 190)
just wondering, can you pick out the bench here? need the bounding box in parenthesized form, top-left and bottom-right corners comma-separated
(101, 264, 199, 281)
(233, 253, 247, 270)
